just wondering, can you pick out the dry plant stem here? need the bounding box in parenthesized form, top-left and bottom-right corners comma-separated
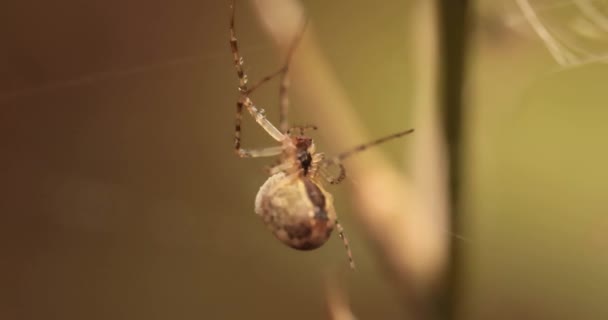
(410, 0, 449, 311)
(250, 0, 447, 318)
(435, 1, 471, 319)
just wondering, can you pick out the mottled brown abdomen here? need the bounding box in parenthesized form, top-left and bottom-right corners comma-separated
(254, 172, 337, 250)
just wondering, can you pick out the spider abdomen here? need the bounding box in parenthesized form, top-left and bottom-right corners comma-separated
(255, 172, 336, 250)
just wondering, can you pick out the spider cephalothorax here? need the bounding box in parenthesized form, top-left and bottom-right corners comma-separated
(292, 135, 314, 175)
(229, 0, 413, 269)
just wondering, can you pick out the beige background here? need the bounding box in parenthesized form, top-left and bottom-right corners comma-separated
(2, 0, 608, 319)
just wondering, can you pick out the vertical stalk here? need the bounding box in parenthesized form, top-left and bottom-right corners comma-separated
(435, 1, 471, 319)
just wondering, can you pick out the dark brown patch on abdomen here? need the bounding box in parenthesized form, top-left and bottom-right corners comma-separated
(284, 223, 313, 240)
(302, 179, 328, 221)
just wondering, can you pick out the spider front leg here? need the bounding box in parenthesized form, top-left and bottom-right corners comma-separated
(233, 3, 308, 135)
(236, 145, 283, 159)
(287, 124, 318, 136)
(230, 0, 284, 152)
(278, 19, 308, 134)
(316, 128, 416, 182)
(278, 67, 290, 134)
(229, 0, 248, 92)
(234, 98, 285, 157)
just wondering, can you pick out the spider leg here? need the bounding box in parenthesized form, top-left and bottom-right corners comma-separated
(314, 129, 413, 183)
(230, 0, 285, 154)
(335, 220, 355, 269)
(287, 124, 318, 136)
(278, 69, 290, 134)
(246, 67, 285, 95)
(322, 128, 415, 166)
(231, 0, 307, 135)
(310, 153, 346, 184)
(279, 18, 308, 134)
(244, 17, 309, 132)
(234, 99, 285, 157)
(322, 164, 346, 185)
(229, 0, 248, 92)
(236, 145, 283, 159)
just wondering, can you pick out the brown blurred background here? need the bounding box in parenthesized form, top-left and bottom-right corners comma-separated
(2, 0, 608, 319)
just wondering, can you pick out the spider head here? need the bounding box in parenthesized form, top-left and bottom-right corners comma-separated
(292, 136, 316, 175)
(292, 136, 314, 152)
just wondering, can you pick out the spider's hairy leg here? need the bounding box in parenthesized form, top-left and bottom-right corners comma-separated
(236, 145, 283, 158)
(230, 0, 285, 154)
(246, 67, 285, 95)
(287, 124, 317, 136)
(309, 153, 346, 185)
(336, 220, 355, 270)
(278, 18, 308, 134)
(234, 99, 285, 157)
(229, 0, 248, 92)
(243, 15, 309, 132)
(315, 128, 413, 184)
(323, 128, 415, 166)
(278, 70, 290, 134)
(322, 163, 347, 185)
(230, 0, 307, 135)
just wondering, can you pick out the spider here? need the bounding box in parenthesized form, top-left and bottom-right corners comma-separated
(229, 0, 414, 269)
